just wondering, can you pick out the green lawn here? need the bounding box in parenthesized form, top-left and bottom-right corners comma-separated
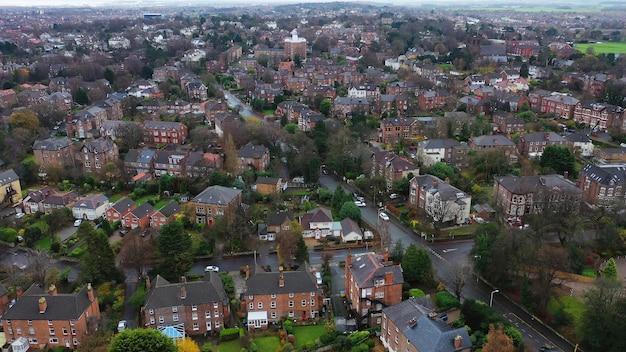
(154, 199, 169, 209)
(574, 42, 626, 55)
(262, 109, 276, 115)
(293, 325, 326, 349)
(548, 295, 586, 324)
(34, 237, 52, 251)
(31, 221, 50, 232)
(253, 336, 281, 351)
(135, 195, 159, 206)
(108, 194, 124, 203)
(217, 340, 243, 352)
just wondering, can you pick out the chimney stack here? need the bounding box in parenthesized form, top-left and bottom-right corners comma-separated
(385, 271, 393, 285)
(146, 275, 151, 291)
(16, 286, 23, 299)
(346, 253, 352, 266)
(279, 273, 285, 288)
(278, 266, 284, 273)
(180, 285, 187, 299)
(246, 265, 250, 280)
(87, 283, 95, 302)
(49, 284, 57, 296)
(564, 170, 569, 179)
(444, 177, 450, 184)
(454, 335, 463, 349)
(38, 297, 47, 314)
(432, 178, 438, 188)
(383, 251, 389, 263)
(181, 276, 187, 284)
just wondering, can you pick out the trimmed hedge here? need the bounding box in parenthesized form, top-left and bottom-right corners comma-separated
(409, 288, 425, 298)
(220, 328, 243, 341)
(436, 291, 460, 311)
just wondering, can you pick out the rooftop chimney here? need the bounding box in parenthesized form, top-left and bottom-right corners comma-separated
(16, 286, 23, 299)
(385, 271, 393, 285)
(444, 177, 450, 184)
(454, 335, 463, 349)
(432, 178, 438, 188)
(87, 283, 94, 302)
(180, 285, 187, 299)
(383, 251, 389, 263)
(346, 253, 352, 266)
(38, 297, 47, 314)
(278, 266, 284, 273)
(146, 275, 151, 291)
(181, 276, 187, 284)
(49, 284, 57, 296)
(279, 273, 285, 288)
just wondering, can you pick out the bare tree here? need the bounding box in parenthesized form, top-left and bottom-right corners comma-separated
(446, 259, 473, 299)
(120, 236, 154, 280)
(534, 245, 571, 313)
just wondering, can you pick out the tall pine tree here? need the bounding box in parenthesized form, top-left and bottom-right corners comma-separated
(157, 220, 193, 281)
(80, 226, 121, 285)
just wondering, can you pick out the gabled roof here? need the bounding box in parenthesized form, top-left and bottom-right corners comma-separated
(256, 177, 280, 185)
(0, 169, 19, 186)
(471, 135, 516, 147)
(130, 202, 154, 219)
(33, 137, 72, 151)
(300, 207, 333, 230)
(411, 175, 468, 202)
(144, 273, 228, 309)
(421, 139, 460, 150)
(111, 197, 135, 213)
(73, 194, 108, 210)
(3, 284, 96, 321)
(157, 202, 181, 218)
(192, 185, 242, 205)
(383, 298, 471, 352)
(579, 163, 626, 186)
(340, 218, 361, 236)
(245, 269, 318, 296)
(267, 210, 294, 227)
(495, 174, 582, 194)
(82, 138, 116, 153)
(348, 253, 403, 289)
(238, 142, 268, 159)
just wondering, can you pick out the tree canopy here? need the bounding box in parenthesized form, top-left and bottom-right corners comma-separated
(108, 329, 176, 352)
(80, 226, 121, 285)
(401, 244, 435, 285)
(539, 145, 575, 176)
(339, 201, 361, 221)
(157, 220, 193, 281)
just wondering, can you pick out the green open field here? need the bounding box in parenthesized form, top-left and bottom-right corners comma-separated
(216, 340, 243, 352)
(574, 42, 626, 55)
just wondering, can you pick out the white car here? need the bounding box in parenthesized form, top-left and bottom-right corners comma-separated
(379, 212, 390, 221)
(14, 212, 25, 219)
(74, 219, 82, 227)
(117, 320, 127, 332)
(389, 193, 399, 199)
(205, 265, 220, 273)
(354, 200, 366, 207)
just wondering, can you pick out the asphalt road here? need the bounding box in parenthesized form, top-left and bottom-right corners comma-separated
(319, 173, 571, 352)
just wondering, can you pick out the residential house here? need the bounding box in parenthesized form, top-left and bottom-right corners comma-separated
(348, 84, 381, 102)
(417, 90, 450, 111)
(190, 185, 243, 226)
(493, 113, 525, 134)
(0, 89, 17, 108)
(124, 149, 157, 176)
(0, 169, 22, 209)
(144, 121, 188, 145)
(72, 194, 110, 220)
(301, 207, 340, 239)
(2, 283, 100, 349)
(298, 110, 326, 132)
(333, 97, 370, 119)
(380, 298, 471, 352)
(0, 284, 9, 315)
(68, 106, 107, 139)
(517, 132, 572, 157)
(22, 186, 54, 215)
(186, 152, 222, 178)
(80, 138, 119, 175)
(564, 133, 594, 157)
(493, 175, 582, 217)
(340, 218, 363, 242)
(262, 211, 294, 242)
(528, 89, 552, 112)
(41, 191, 78, 215)
(577, 163, 626, 205)
(457, 96, 490, 116)
(33, 137, 75, 171)
(105, 197, 136, 224)
(48, 92, 73, 112)
(214, 112, 239, 138)
(418, 139, 469, 168)
(93, 98, 123, 121)
(379, 118, 421, 145)
(253, 177, 283, 195)
(573, 101, 624, 132)
(540, 94, 579, 119)
(122, 202, 154, 229)
(150, 202, 181, 229)
(409, 175, 471, 226)
(242, 266, 322, 330)
(185, 80, 208, 101)
(345, 252, 404, 327)
(143, 274, 230, 336)
(154, 150, 187, 177)
(371, 150, 420, 190)
(598, 148, 626, 163)
(469, 135, 517, 156)
(237, 143, 270, 172)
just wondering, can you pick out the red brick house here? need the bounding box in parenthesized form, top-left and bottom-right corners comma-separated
(190, 185, 243, 226)
(242, 267, 323, 330)
(106, 197, 136, 224)
(577, 163, 626, 205)
(0, 89, 17, 108)
(80, 138, 119, 175)
(143, 121, 188, 145)
(143, 274, 230, 336)
(32, 137, 75, 172)
(574, 101, 624, 133)
(540, 94, 579, 119)
(3, 283, 100, 349)
(345, 252, 404, 327)
(517, 132, 572, 157)
(237, 143, 270, 172)
(379, 118, 421, 144)
(122, 202, 154, 229)
(150, 202, 181, 229)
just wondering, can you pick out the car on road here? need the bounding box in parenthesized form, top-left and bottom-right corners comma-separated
(389, 193, 399, 199)
(73, 219, 82, 227)
(539, 344, 557, 352)
(205, 265, 220, 273)
(14, 212, 25, 219)
(117, 320, 127, 332)
(379, 212, 390, 221)
(354, 200, 366, 207)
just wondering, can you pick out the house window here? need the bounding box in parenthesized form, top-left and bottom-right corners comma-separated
(271, 293, 276, 298)
(73, 338, 79, 346)
(159, 317, 165, 323)
(27, 320, 32, 326)
(192, 312, 198, 320)
(148, 309, 154, 315)
(150, 317, 155, 324)
(302, 300, 307, 307)
(214, 302, 219, 308)
(271, 312, 277, 319)
(249, 302, 254, 310)
(29, 327, 35, 335)
(271, 301, 276, 308)
(215, 310, 219, 318)
(206, 312, 211, 319)
(375, 291, 385, 299)
(71, 329, 76, 336)
(288, 311, 294, 317)
(173, 314, 179, 322)
(50, 338, 59, 344)
(289, 293, 294, 298)
(28, 338, 38, 344)
(62, 328, 68, 335)
(49, 328, 55, 335)
(249, 295, 254, 300)
(258, 302, 263, 309)
(192, 305, 198, 311)
(205, 322, 210, 330)
(48, 320, 53, 326)
(16, 327, 21, 335)
(289, 301, 294, 308)
(172, 306, 178, 312)
(311, 300, 315, 306)
(85, 161, 91, 167)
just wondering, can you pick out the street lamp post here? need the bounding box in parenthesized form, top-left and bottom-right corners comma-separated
(490, 289, 500, 307)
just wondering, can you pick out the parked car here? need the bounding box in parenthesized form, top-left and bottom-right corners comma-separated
(354, 200, 366, 207)
(14, 212, 25, 219)
(73, 219, 82, 227)
(389, 193, 399, 199)
(205, 265, 219, 273)
(119, 229, 129, 237)
(379, 212, 390, 221)
(117, 320, 127, 333)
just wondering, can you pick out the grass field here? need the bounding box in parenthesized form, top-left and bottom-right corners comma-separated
(216, 340, 243, 352)
(548, 295, 585, 324)
(34, 237, 52, 251)
(293, 325, 326, 349)
(253, 336, 281, 351)
(574, 42, 626, 55)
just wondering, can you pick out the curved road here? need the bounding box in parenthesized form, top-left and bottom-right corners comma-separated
(319, 173, 573, 352)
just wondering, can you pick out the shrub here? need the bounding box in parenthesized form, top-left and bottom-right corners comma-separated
(201, 343, 214, 352)
(50, 241, 61, 253)
(436, 291, 460, 310)
(220, 328, 242, 341)
(409, 288, 425, 298)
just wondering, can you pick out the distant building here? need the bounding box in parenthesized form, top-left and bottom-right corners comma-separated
(0, 169, 21, 209)
(577, 163, 626, 205)
(284, 29, 307, 61)
(409, 175, 471, 226)
(190, 185, 242, 225)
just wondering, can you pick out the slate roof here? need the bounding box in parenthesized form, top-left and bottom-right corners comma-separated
(144, 273, 228, 310)
(143, 120, 185, 131)
(3, 284, 96, 321)
(111, 197, 135, 213)
(564, 133, 591, 143)
(300, 207, 333, 230)
(82, 138, 116, 153)
(579, 163, 626, 186)
(471, 135, 516, 147)
(0, 169, 19, 186)
(74, 194, 108, 210)
(192, 185, 242, 205)
(382, 298, 472, 352)
(130, 202, 154, 219)
(256, 177, 280, 185)
(157, 202, 181, 217)
(245, 269, 318, 296)
(340, 218, 362, 236)
(520, 131, 567, 143)
(422, 139, 460, 150)
(238, 143, 268, 159)
(412, 175, 468, 202)
(495, 175, 582, 194)
(267, 211, 294, 227)
(349, 253, 404, 289)
(33, 137, 72, 151)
